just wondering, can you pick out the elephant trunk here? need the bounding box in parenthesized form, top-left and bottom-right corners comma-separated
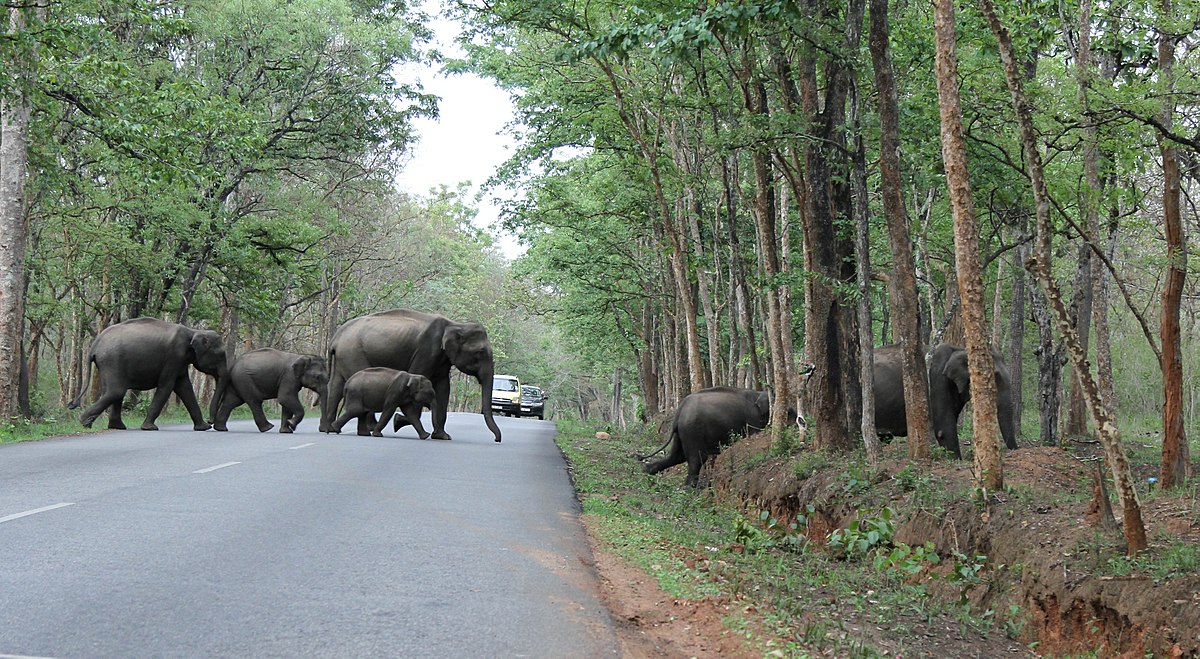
(478, 366, 502, 443)
(208, 363, 230, 424)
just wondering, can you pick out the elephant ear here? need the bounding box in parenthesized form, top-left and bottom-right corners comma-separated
(943, 351, 971, 397)
(292, 358, 309, 380)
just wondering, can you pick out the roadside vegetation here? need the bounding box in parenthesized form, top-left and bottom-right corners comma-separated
(558, 419, 1200, 656)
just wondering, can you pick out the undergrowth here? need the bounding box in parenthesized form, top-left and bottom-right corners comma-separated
(556, 419, 1009, 656)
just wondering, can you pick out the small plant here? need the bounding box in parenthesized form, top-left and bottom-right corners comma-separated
(872, 541, 940, 575)
(838, 465, 872, 495)
(734, 509, 807, 553)
(827, 507, 897, 559)
(792, 450, 830, 479)
(945, 550, 989, 605)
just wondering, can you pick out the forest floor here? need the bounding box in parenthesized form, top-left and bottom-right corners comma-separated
(561, 422, 1200, 657)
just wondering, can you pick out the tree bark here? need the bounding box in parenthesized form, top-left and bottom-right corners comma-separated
(870, 0, 932, 459)
(980, 0, 1146, 553)
(1156, 0, 1190, 489)
(934, 0, 1003, 488)
(0, 5, 34, 420)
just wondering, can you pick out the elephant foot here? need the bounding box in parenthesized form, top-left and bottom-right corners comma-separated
(431, 431, 452, 441)
(106, 420, 126, 430)
(279, 426, 294, 434)
(141, 423, 159, 431)
(256, 422, 275, 433)
(214, 424, 228, 432)
(371, 430, 384, 438)
(357, 430, 371, 437)
(193, 422, 212, 432)
(417, 433, 431, 440)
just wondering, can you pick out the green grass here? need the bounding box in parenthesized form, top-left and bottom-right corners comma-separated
(1, 401, 269, 444)
(556, 420, 1006, 656)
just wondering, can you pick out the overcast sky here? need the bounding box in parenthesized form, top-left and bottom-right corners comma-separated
(393, 11, 524, 259)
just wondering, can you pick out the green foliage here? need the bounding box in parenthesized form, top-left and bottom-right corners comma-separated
(828, 507, 898, 560)
(733, 509, 808, 554)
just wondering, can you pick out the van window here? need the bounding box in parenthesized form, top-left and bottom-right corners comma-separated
(492, 377, 519, 392)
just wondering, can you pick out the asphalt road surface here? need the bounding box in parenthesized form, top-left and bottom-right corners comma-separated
(0, 412, 622, 658)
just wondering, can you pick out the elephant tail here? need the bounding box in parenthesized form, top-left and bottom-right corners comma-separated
(67, 347, 96, 409)
(634, 426, 676, 462)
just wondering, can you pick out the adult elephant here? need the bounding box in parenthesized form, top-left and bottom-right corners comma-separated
(873, 343, 1018, 458)
(637, 386, 773, 487)
(318, 309, 502, 442)
(211, 348, 328, 433)
(329, 368, 435, 438)
(69, 318, 228, 431)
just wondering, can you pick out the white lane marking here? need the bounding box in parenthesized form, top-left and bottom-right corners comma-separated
(193, 461, 241, 474)
(288, 443, 315, 450)
(1, 653, 63, 659)
(0, 503, 75, 525)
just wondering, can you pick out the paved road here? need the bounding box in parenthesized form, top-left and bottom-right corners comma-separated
(0, 413, 621, 658)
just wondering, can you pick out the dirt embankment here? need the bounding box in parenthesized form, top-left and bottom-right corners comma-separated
(706, 436, 1200, 657)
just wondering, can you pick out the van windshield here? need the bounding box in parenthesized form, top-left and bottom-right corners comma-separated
(492, 378, 519, 392)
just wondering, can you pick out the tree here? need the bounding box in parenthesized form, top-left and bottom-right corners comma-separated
(932, 0, 1002, 488)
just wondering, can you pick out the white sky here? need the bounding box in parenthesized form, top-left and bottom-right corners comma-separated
(393, 11, 524, 260)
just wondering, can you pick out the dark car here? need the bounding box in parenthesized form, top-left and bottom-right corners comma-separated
(516, 385, 548, 420)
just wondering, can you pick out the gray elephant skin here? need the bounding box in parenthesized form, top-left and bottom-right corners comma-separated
(330, 367, 436, 437)
(212, 348, 328, 433)
(873, 343, 1018, 458)
(319, 309, 502, 442)
(69, 318, 229, 431)
(639, 386, 772, 487)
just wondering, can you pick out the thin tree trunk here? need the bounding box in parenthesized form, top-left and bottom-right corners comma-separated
(934, 0, 1003, 488)
(867, 14, 934, 459)
(1009, 236, 1027, 435)
(1156, 0, 1190, 488)
(1030, 276, 1062, 448)
(851, 76, 880, 464)
(980, 0, 1146, 553)
(0, 5, 33, 420)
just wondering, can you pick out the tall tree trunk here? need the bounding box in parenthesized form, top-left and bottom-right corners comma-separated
(934, 0, 1003, 488)
(1156, 0, 1190, 488)
(851, 77, 880, 464)
(639, 299, 660, 419)
(1009, 235, 1027, 436)
(0, 4, 34, 420)
(1064, 244, 1093, 437)
(980, 0, 1146, 553)
(870, 0, 932, 459)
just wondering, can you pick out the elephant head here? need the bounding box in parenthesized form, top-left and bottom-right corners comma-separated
(442, 321, 502, 443)
(387, 371, 436, 439)
(295, 353, 329, 407)
(934, 345, 1017, 456)
(189, 329, 229, 423)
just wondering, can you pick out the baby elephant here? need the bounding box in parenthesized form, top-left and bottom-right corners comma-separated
(330, 368, 436, 438)
(213, 348, 328, 433)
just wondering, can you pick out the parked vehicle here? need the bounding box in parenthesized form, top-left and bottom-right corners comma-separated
(517, 385, 548, 420)
(491, 375, 521, 416)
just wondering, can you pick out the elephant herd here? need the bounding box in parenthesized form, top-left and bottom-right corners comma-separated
(69, 309, 503, 443)
(639, 343, 1018, 486)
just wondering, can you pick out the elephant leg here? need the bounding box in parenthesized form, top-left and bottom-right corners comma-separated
(643, 432, 685, 476)
(392, 414, 412, 432)
(684, 451, 705, 488)
(430, 377, 452, 440)
(247, 400, 274, 433)
(213, 390, 245, 432)
(319, 372, 345, 433)
(356, 413, 374, 436)
(171, 374, 211, 432)
(81, 388, 125, 429)
(278, 392, 303, 433)
(401, 404, 431, 439)
(373, 404, 399, 437)
(330, 406, 360, 434)
(140, 379, 179, 431)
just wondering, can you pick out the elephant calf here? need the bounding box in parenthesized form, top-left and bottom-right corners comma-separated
(212, 348, 328, 433)
(638, 386, 775, 487)
(329, 368, 436, 438)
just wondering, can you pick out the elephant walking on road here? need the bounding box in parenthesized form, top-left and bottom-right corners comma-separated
(318, 309, 502, 442)
(639, 386, 775, 487)
(873, 343, 1018, 458)
(329, 368, 436, 438)
(69, 318, 229, 431)
(212, 349, 328, 433)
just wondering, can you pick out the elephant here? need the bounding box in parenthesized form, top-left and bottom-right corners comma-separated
(318, 309, 502, 442)
(211, 348, 328, 433)
(328, 367, 436, 438)
(68, 318, 229, 431)
(873, 343, 1018, 458)
(638, 386, 774, 487)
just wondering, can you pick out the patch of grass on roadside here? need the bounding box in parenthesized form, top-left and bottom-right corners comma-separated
(0, 401, 265, 445)
(555, 419, 1018, 655)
